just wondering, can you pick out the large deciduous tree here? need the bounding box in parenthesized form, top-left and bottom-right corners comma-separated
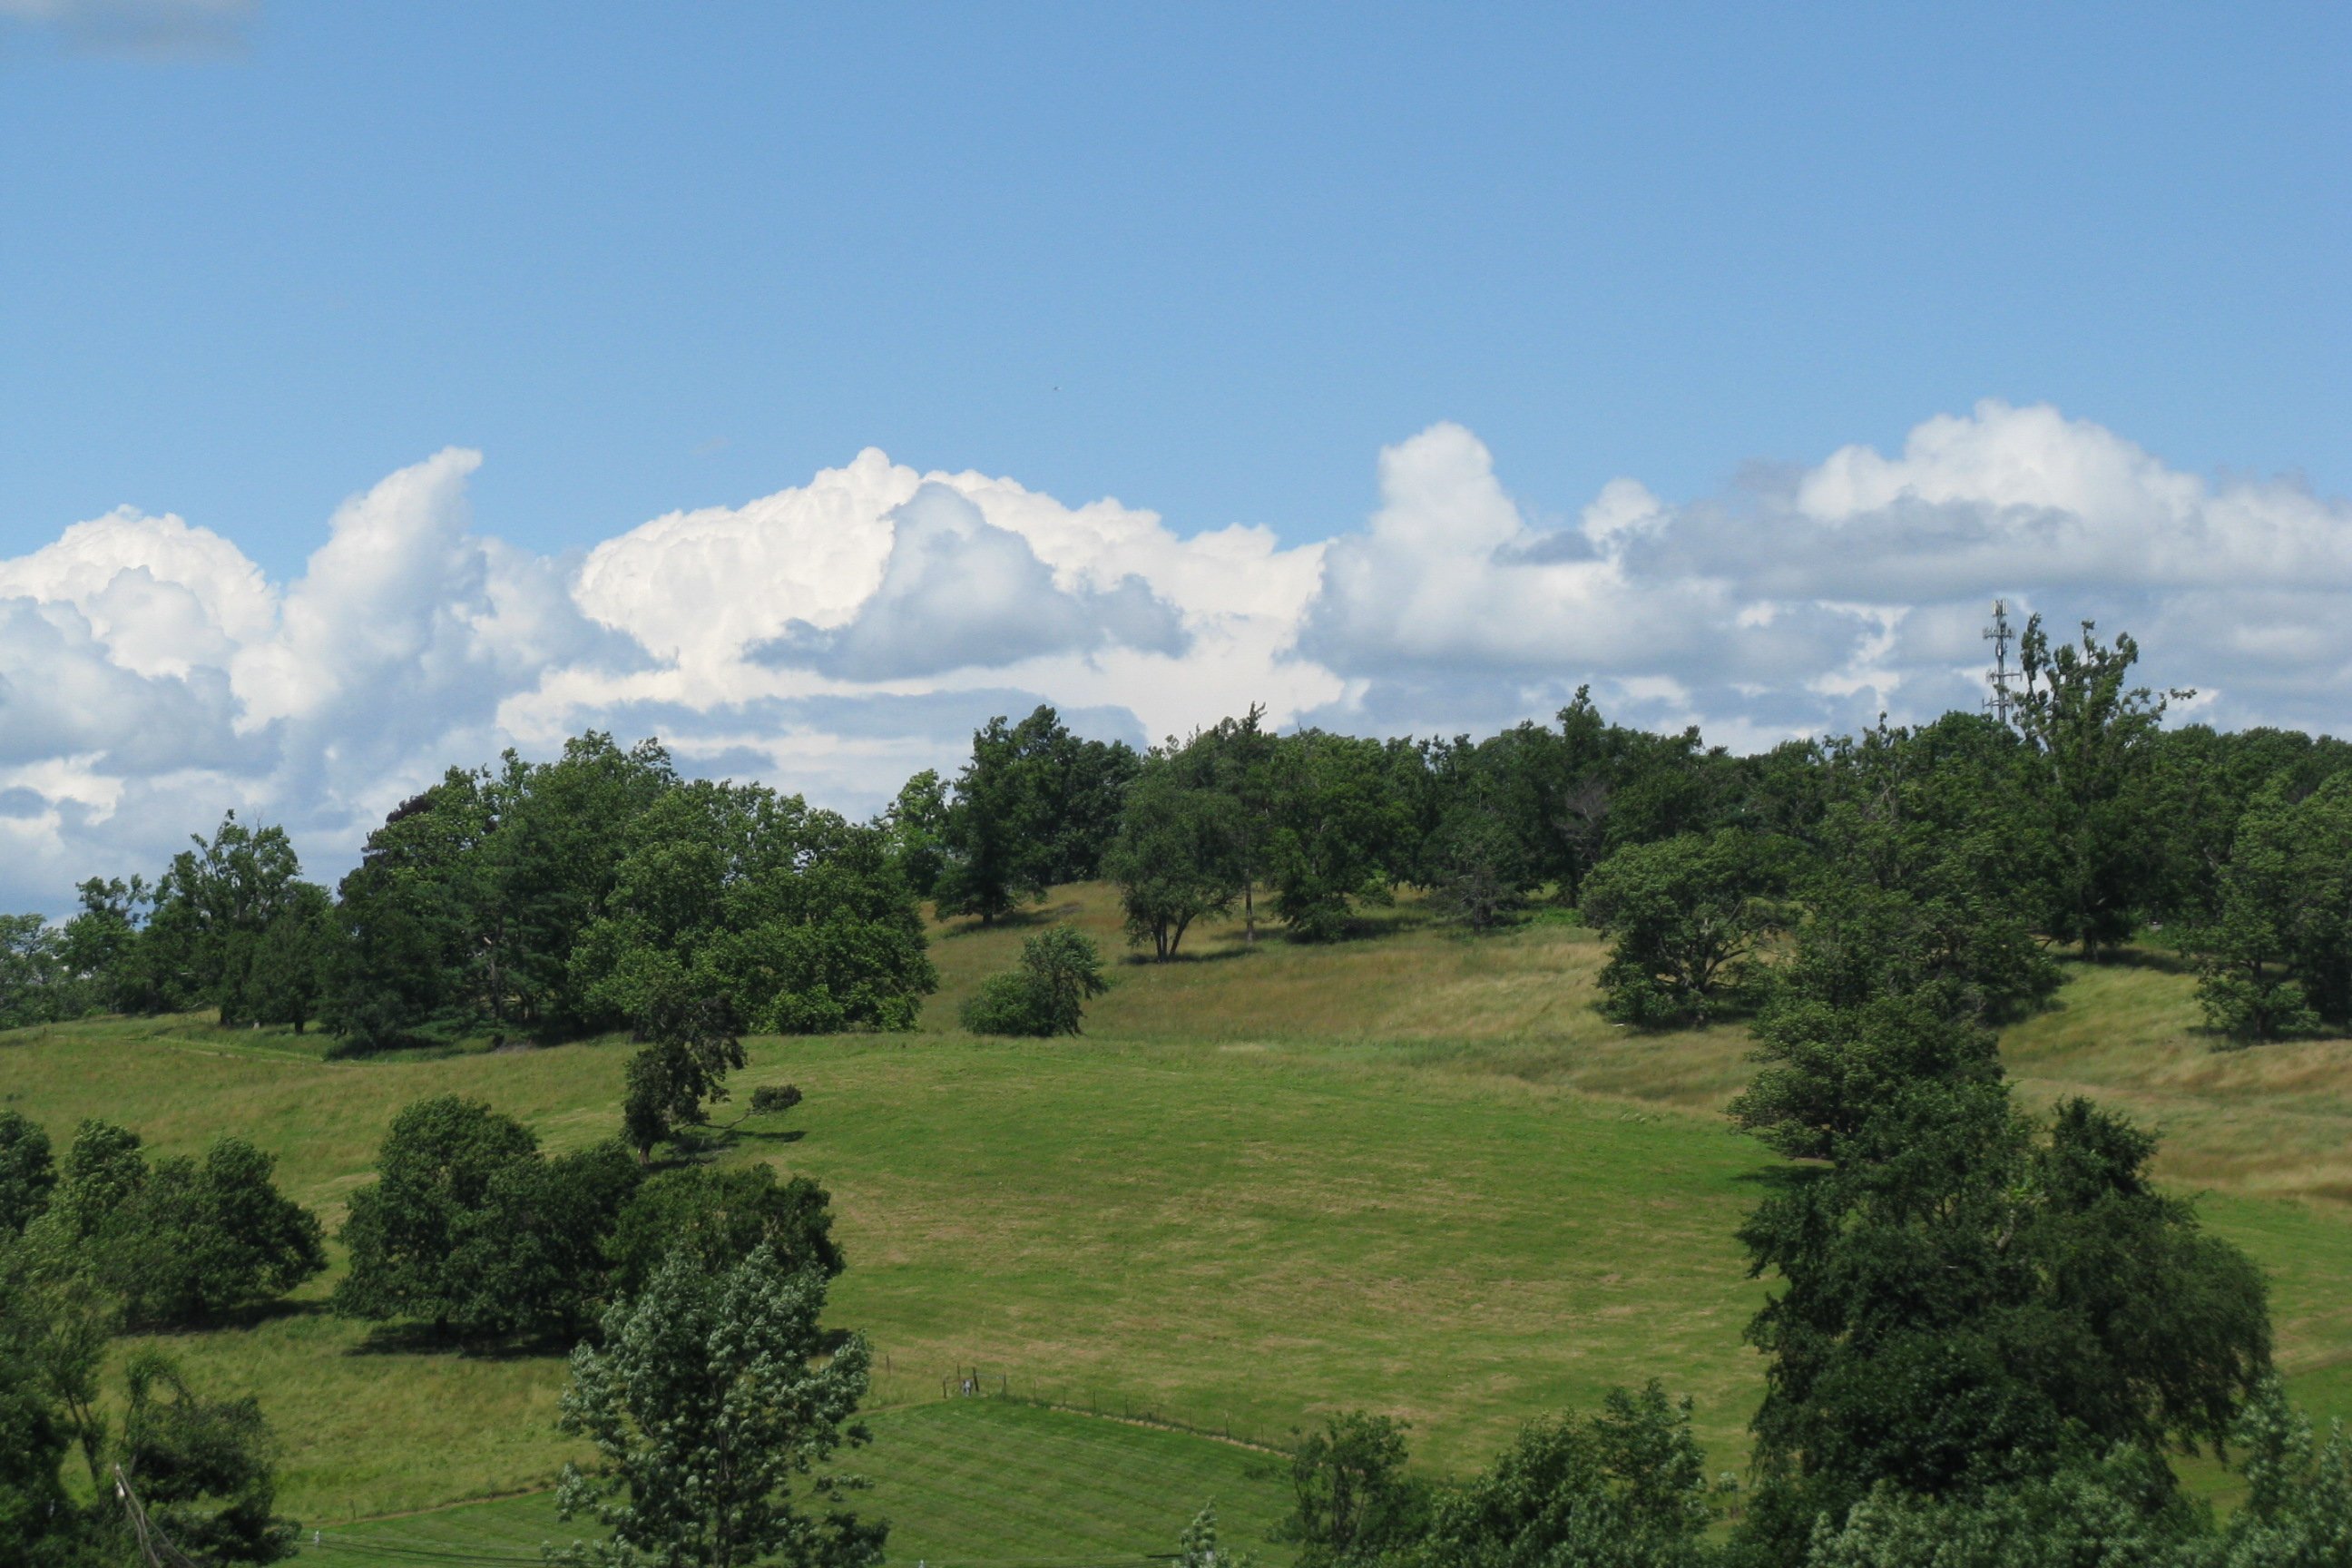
(551, 1243, 884, 1568)
(1104, 755, 1241, 960)
(1581, 830, 1780, 1025)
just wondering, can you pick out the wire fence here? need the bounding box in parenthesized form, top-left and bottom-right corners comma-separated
(290, 1364, 1284, 1567)
(927, 1363, 1296, 1456)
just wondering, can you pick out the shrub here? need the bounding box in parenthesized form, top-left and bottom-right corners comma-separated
(960, 927, 1108, 1036)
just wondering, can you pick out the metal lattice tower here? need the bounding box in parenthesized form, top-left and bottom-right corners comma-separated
(1984, 599, 2017, 723)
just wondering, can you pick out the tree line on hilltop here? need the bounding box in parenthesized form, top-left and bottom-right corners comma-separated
(5, 614, 2352, 1052)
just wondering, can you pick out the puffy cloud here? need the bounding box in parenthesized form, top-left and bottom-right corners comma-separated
(0, 400, 2346, 911)
(760, 484, 1188, 681)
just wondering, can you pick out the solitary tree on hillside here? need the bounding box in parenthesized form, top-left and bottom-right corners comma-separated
(1105, 761, 1241, 959)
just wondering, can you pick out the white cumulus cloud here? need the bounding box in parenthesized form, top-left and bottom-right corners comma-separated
(0, 401, 2345, 911)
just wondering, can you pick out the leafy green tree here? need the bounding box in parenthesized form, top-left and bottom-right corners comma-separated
(446, 1142, 641, 1340)
(1420, 801, 1534, 931)
(109, 1350, 298, 1565)
(1413, 1383, 1711, 1568)
(143, 812, 309, 1025)
(1735, 1085, 2270, 1563)
(1582, 830, 1780, 1025)
(960, 926, 1109, 1036)
(0, 1113, 54, 1237)
(338, 1094, 638, 1338)
(1788, 715, 2058, 1024)
(1730, 995, 2003, 1163)
(935, 713, 1054, 924)
(880, 769, 950, 898)
(1262, 731, 1414, 942)
(0, 1245, 83, 1568)
(100, 1137, 327, 1328)
(1798, 1445, 2206, 1568)
(0, 915, 82, 1028)
(2193, 779, 2319, 1041)
(1176, 1502, 1257, 1568)
(324, 782, 486, 1054)
(930, 706, 1138, 921)
(1273, 1411, 1426, 1568)
(334, 1095, 540, 1334)
(44, 1120, 148, 1242)
(34, 1123, 325, 1328)
(2213, 1377, 2352, 1567)
(493, 734, 681, 1034)
(606, 1164, 842, 1301)
(2011, 617, 2178, 958)
(247, 881, 335, 1035)
(551, 1242, 884, 1568)
(1105, 759, 1241, 959)
(57, 875, 153, 1015)
(619, 995, 748, 1161)
(573, 784, 936, 1038)
(1197, 706, 1279, 942)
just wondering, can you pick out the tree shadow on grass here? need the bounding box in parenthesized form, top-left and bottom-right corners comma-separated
(1119, 945, 1262, 967)
(142, 1298, 328, 1338)
(2063, 944, 2198, 976)
(937, 902, 1083, 938)
(346, 1321, 576, 1361)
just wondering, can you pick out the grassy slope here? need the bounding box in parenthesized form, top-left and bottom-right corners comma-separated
(312, 1401, 1293, 1568)
(4, 887, 2350, 1556)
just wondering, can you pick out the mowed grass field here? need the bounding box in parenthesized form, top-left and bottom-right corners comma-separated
(4, 885, 2350, 1562)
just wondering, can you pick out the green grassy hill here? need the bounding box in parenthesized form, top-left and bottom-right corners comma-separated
(5, 886, 2350, 1563)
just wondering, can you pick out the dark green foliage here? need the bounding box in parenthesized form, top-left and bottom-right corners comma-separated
(337, 1093, 651, 1338)
(619, 995, 748, 1160)
(2012, 617, 2177, 958)
(1105, 756, 1242, 959)
(746, 1083, 803, 1119)
(1419, 801, 1534, 931)
(0, 1112, 54, 1237)
(935, 706, 1139, 922)
(881, 769, 951, 898)
(961, 926, 1109, 1036)
(113, 1350, 298, 1565)
(2191, 775, 2352, 1042)
(1414, 1383, 1712, 1568)
(1730, 995, 2004, 1163)
(310, 732, 933, 1053)
(57, 875, 151, 1014)
(552, 1243, 883, 1568)
(39, 1123, 325, 1328)
(1798, 1445, 2207, 1568)
(606, 1164, 842, 1301)
(333, 1095, 541, 1332)
(0, 914, 86, 1029)
(0, 1248, 80, 1568)
(100, 1138, 327, 1328)
(1788, 715, 2059, 1024)
(245, 881, 334, 1035)
(1262, 731, 1414, 941)
(573, 785, 936, 1037)
(2215, 1378, 2352, 1567)
(454, 1142, 642, 1339)
(142, 812, 310, 1026)
(1735, 1084, 2271, 1563)
(1273, 1410, 1426, 1567)
(1583, 830, 1780, 1024)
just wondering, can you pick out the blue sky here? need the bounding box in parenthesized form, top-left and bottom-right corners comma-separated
(0, 1, 2347, 904)
(5, 3, 2344, 574)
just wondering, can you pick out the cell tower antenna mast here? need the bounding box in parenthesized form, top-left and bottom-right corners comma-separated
(1984, 598, 2017, 723)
